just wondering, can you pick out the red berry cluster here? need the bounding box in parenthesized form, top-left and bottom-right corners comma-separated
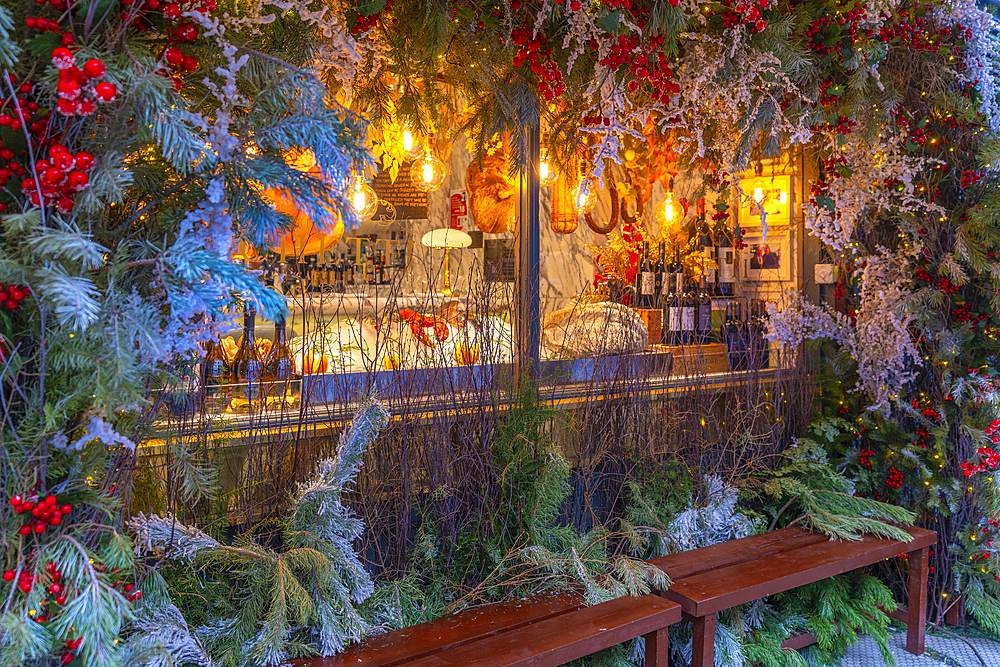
(910, 399, 942, 421)
(24, 16, 71, 41)
(29, 0, 70, 9)
(858, 448, 874, 468)
(21, 144, 96, 213)
(723, 0, 770, 33)
(511, 27, 566, 101)
(51, 49, 117, 117)
(886, 466, 904, 488)
(963, 447, 1000, 477)
(601, 35, 679, 104)
(120, 0, 214, 38)
(600, 0, 633, 8)
(10, 493, 73, 535)
(350, 0, 392, 35)
(0, 283, 30, 310)
(960, 169, 984, 188)
(801, 3, 870, 57)
(912, 428, 931, 448)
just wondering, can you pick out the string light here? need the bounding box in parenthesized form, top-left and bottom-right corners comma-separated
(576, 179, 597, 213)
(350, 179, 378, 220)
(539, 149, 557, 186)
(411, 139, 447, 192)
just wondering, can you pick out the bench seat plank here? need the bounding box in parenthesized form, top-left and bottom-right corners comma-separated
(648, 527, 829, 581)
(660, 525, 936, 616)
(287, 592, 586, 667)
(402, 595, 682, 667)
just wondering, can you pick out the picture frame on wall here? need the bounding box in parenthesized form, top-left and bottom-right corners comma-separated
(739, 174, 792, 228)
(741, 231, 791, 282)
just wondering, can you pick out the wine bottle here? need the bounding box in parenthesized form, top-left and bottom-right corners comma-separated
(698, 203, 717, 290)
(667, 271, 682, 345)
(717, 221, 735, 297)
(639, 241, 655, 309)
(681, 274, 696, 345)
(267, 315, 296, 382)
(725, 302, 740, 369)
(697, 276, 712, 344)
(232, 303, 265, 401)
(656, 242, 667, 308)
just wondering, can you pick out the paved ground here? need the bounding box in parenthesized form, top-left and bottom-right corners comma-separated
(841, 630, 1000, 667)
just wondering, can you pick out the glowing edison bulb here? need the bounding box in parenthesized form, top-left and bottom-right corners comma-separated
(350, 180, 378, 220)
(576, 180, 597, 213)
(411, 150, 447, 192)
(753, 186, 764, 203)
(539, 150, 558, 186)
(655, 193, 676, 227)
(401, 127, 424, 159)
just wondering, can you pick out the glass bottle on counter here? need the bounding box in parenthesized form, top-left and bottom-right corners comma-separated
(697, 276, 713, 344)
(267, 314, 296, 382)
(202, 337, 228, 396)
(681, 274, 697, 345)
(666, 269, 682, 346)
(656, 242, 667, 308)
(232, 302, 265, 400)
(638, 241, 655, 309)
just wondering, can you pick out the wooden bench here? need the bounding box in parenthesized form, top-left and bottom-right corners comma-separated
(286, 591, 681, 667)
(647, 524, 937, 667)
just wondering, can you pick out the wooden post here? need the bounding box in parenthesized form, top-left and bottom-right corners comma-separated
(691, 613, 715, 667)
(907, 546, 929, 655)
(643, 627, 669, 667)
(516, 120, 541, 382)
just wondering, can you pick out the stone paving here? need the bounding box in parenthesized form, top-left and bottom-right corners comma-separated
(840, 630, 1000, 667)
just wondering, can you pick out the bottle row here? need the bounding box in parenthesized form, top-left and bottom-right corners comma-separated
(202, 304, 296, 400)
(263, 231, 410, 295)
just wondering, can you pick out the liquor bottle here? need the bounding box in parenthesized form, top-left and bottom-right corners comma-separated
(681, 274, 697, 345)
(698, 204, 717, 290)
(202, 338, 228, 397)
(232, 303, 265, 400)
(717, 222, 735, 297)
(697, 276, 713, 344)
(379, 249, 388, 284)
(638, 242, 655, 309)
(267, 314, 296, 382)
(664, 248, 682, 345)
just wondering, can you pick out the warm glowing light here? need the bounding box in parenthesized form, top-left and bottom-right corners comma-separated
(539, 150, 558, 186)
(655, 193, 676, 227)
(350, 180, 378, 220)
(753, 187, 764, 203)
(401, 127, 424, 159)
(576, 180, 597, 213)
(779, 190, 787, 205)
(411, 150, 447, 192)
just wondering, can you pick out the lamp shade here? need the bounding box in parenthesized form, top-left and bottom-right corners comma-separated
(263, 162, 345, 257)
(422, 228, 472, 249)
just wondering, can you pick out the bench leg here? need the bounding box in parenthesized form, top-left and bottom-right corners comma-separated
(906, 545, 929, 655)
(691, 613, 716, 667)
(644, 627, 668, 667)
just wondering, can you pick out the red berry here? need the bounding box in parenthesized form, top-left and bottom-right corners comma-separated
(10, 495, 21, 506)
(73, 152, 95, 170)
(25, 18, 37, 28)
(57, 79, 81, 100)
(93, 82, 117, 102)
(56, 98, 79, 116)
(55, 595, 66, 605)
(78, 98, 96, 116)
(50, 144, 70, 156)
(49, 516, 61, 526)
(163, 3, 180, 18)
(61, 33, 74, 46)
(62, 653, 73, 664)
(67, 171, 89, 191)
(83, 59, 106, 79)
(164, 47, 183, 66)
(52, 153, 75, 172)
(2, 570, 13, 581)
(56, 197, 75, 214)
(60, 504, 72, 514)
(7, 301, 17, 310)
(33, 522, 45, 533)
(51, 47, 74, 69)
(180, 56, 198, 72)
(19, 525, 31, 536)
(22, 501, 34, 511)
(49, 583, 61, 595)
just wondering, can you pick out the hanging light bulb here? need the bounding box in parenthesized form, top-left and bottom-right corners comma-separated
(350, 180, 378, 220)
(779, 190, 788, 205)
(576, 179, 597, 213)
(753, 185, 764, 203)
(539, 149, 558, 186)
(411, 143, 447, 192)
(401, 126, 424, 159)
(655, 192, 675, 227)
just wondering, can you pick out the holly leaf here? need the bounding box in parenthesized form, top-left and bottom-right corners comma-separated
(356, 0, 387, 17)
(23, 33, 59, 58)
(600, 11, 620, 32)
(836, 164, 854, 179)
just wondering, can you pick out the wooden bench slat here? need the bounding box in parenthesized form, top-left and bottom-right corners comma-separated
(662, 526, 936, 616)
(402, 595, 682, 667)
(287, 592, 586, 667)
(648, 527, 829, 581)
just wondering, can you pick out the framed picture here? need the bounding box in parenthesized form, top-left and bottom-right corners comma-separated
(741, 231, 791, 282)
(739, 174, 792, 227)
